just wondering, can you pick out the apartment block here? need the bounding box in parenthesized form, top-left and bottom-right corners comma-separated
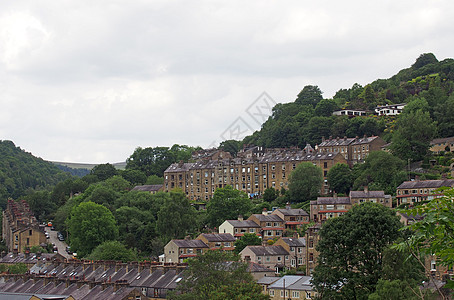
(164, 146, 347, 201)
(396, 179, 454, 206)
(316, 135, 386, 165)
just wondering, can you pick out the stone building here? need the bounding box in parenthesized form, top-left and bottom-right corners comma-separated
(164, 146, 347, 201)
(316, 135, 386, 165)
(2, 200, 46, 253)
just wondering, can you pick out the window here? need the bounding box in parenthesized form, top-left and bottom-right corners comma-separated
(277, 256, 282, 262)
(291, 259, 296, 267)
(324, 162, 327, 168)
(225, 242, 230, 247)
(249, 228, 255, 233)
(292, 291, 300, 298)
(269, 290, 274, 296)
(298, 257, 303, 265)
(271, 165, 275, 170)
(266, 256, 270, 262)
(282, 165, 286, 170)
(326, 205, 334, 210)
(29, 230, 32, 235)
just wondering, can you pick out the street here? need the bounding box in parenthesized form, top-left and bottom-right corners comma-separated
(44, 226, 71, 259)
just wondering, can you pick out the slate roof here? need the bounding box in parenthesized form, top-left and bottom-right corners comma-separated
(318, 136, 381, 147)
(250, 214, 284, 222)
(268, 275, 313, 291)
(273, 208, 309, 217)
(244, 245, 289, 256)
(279, 237, 306, 247)
(224, 220, 261, 228)
(131, 184, 163, 192)
(349, 190, 388, 198)
(198, 233, 235, 242)
(171, 239, 209, 248)
(430, 136, 454, 145)
(396, 179, 454, 189)
(312, 197, 351, 205)
(247, 262, 275, 273)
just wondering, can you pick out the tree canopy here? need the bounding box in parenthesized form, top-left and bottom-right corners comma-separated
(206, 186, 253, 228)
(86, 240, 137, 262)
(169, 250, 268, 300)
(327, 163, 353, 195)
(67, 201, 119, 258)
(312, 202, 402, 299)
(287, 162, 323, 203)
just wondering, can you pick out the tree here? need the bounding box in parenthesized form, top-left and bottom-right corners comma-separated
(412, 53, 438, 69)
(312, 202, 402, 299)
(87, 241, 137, 262)
(90, 163, 118, 181)
(206, 186, 253, 228)
(263, 187, 277, 203)
(169, 250, 268, 300)
(395, 188, 454, 296)
(327, 163, 352, 195)
(219, 140, 242, 157)
(234, 233, 262, 254)
(67, 201, 118, 258)
(314, 98, 339, 117)
(353, 151, 407, 195)
(295, 85, 323, 107)
(156, 190, 196, 240)
(287, 162, 323, 203)
(390, 109, 437, 162)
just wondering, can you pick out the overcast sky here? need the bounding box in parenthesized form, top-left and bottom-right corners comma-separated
(0, 1, 452, 164)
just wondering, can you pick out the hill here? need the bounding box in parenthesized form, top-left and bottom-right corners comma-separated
(0, 140, 71, 207)
(241, 53, 454, 151)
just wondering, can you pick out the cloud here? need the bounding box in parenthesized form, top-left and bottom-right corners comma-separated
(0, 0, 453, 163)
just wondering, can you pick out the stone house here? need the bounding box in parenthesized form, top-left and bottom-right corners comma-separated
(274, 236, 306, 269)
(349, 187, 392, 207)
(396, 179, 454, 206)
(196, 233, 235, 251)
(164, 239, 209, 263)
(248, 211, 285, 242)
(218, 216, 261, 239)
(240, 245, 290, 272)
(271, 205, 309, 231)
(267, 275, 316, 300)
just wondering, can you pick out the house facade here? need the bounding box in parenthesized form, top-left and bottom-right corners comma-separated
(267, 275, 316, 300)
(310, 196, 352, 223)
(164, 239, 209, 263)
(396, 179, 454, 206)
(196, 233, 235, 251)
(375, 103, 406, 116)
(248, 211, 285, 242)
(316, 135, 386, 166)
(271, 205, 309, 230)
(349, 187, 392, 207)
(2, 200, 46, 253)
(218, 217, 261, 238)
(240, 245, 290, 272)
(430, 137, 454, 154)
(274, 236, 306, 269)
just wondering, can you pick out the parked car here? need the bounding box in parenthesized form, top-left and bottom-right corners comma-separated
(66, 246, 71, 254)
(57, 232, 64, 241)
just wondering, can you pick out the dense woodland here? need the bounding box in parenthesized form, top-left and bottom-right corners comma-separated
(0, 53, 453, 264)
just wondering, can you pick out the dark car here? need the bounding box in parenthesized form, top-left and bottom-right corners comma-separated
(57, 232, 64, 241)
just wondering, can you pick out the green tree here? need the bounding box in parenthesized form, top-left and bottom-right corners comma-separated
(219, 140, 243, 157)
(156, 190, 196, 240)
(295, 85, 323, 107)
(87, 240, 137, 262)
(67, 201, 118, 258)
(314, 98, 339, 116)
(327, 163, 352, 194)
(169, 250, 268, 300)
(390, 109, 437, 162)
(234, 233, 262, 254)
(145, 174, 164, 185)
(120, 169, 147, 185)
(263, 187, 277, 203)
(206, 186, 253, 228)
(411, 53, 438, 69)
(90, 163, 118, 181)
(312, 202, 402, 300)
(353, 151, 407, 195)
(287, 162, 323, 203)
(395, 188, 454, 295)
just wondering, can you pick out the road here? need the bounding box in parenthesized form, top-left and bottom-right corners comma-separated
(45, 226, 71, 259)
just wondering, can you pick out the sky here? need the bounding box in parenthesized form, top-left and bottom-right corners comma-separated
(0, 1, 453, 164)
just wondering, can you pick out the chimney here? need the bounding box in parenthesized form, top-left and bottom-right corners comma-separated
(293, 232, 299, 239)
(238, 215, 243, 221)
(364, 186, 368, 194)
(184, 235, 191, 240)
(321, 136, 325, 142)
(344, 136, 347, 141)
(262, 208, 268, 216)
(285, 202, 291, 210)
